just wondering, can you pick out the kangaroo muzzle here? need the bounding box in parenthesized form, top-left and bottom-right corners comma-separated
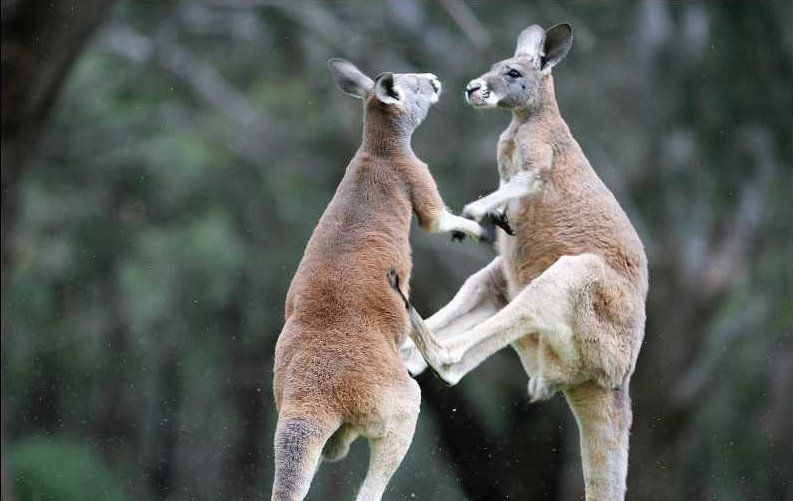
(465, 79, 497, 107)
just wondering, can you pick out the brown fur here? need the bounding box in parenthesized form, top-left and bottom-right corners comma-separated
(275, 103, 447, 415)
(498, 77, 646, 288)
(272, 66, 477, 500)
(498, 74, 648, 387)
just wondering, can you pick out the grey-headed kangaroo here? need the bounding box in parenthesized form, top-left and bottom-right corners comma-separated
(405, 24, 649, 501)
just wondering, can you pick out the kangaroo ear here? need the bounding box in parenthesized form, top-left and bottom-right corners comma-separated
(541, 23, 573, 73)
(373, 72, 401, 105)
(515, 24, 546, 58)
(328, 58, 374, 99)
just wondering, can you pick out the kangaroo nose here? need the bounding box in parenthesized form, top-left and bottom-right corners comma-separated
(428, 75, 442, 95)
(466, 80, 483, 95)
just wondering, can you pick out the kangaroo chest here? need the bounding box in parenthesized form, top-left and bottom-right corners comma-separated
(497, 134, 522, 182)
(495, 127, 571, 297)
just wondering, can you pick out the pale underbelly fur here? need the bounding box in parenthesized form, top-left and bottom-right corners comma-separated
(497, 200, 578, 397)
(498, 200, 526, 299)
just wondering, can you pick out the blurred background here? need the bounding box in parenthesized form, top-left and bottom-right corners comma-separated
(2, 1, 791, 500)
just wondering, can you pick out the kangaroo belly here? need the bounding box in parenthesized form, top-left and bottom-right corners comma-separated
(499, 195, 579, 297)
(500, 184, 641, 298)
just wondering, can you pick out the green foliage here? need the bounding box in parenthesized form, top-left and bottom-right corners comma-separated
(9, 438, 126, 501)
(4, 1, 791, 500)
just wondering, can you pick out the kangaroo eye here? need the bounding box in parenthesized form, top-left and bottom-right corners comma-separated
(507, 69, 522, 78)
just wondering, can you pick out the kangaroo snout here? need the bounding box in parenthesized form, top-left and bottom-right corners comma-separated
(416, 73, 442, 103)
(466, 80, 483, 94)
(465, 79, 493, 107)
(428, 75, 442, 95)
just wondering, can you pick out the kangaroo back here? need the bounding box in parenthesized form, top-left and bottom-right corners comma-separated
(271, 58, 480, 501)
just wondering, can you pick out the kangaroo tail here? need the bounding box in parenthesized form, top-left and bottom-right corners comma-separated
(271, 415, 337, 501)
(386, 268, 435, 357)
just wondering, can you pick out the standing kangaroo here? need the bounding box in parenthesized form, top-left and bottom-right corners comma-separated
(404, 24, 648, 500)
(271, 59, 487, 501)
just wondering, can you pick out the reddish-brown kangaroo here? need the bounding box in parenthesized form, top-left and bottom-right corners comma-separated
(270, 59, 488, 501)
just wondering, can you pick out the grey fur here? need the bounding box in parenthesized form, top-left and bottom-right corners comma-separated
(328, 58, 441, 137)
(328, 58, 374, 99)
(374, 71, 440, 131)
(465, 23, 573, 110)
(272, 417, 326, 501)
(541, 23, 573, 72)
(515, 24, 546, 59)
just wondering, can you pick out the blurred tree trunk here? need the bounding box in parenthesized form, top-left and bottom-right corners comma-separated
(92, 178, 149, 496)
(94, 267, 137, 465)
(1, 0, 114, 277)
(420, 376, 512, 500)
(420, 371, 567, 500)
(149, 342, 180, 500)
(1, 2, 113, 499)
(221, 278, 268, 500)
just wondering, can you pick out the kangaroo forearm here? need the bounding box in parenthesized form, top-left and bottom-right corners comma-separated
(424, 210, 482, 238)
(406, 162, 484, 238)
(463, 170, 543, 219)
(405, 161, 448, 230)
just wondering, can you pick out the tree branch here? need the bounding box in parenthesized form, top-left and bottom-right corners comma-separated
(439, 0, 490, 50)
(102, 23, 269, 132)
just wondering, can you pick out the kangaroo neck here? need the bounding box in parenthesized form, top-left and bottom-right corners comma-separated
(510, 74, 564, 133)
(360, 111, 416, 158)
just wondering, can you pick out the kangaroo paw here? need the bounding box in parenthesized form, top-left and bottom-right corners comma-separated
(487, 210, 515, 236)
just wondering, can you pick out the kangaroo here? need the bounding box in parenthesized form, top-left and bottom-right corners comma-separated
(271, 59, 489, 501)
(402, 24, 649, 500)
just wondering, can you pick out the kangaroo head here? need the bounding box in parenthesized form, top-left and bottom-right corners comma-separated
(465, 23, 573, 110)
(328, 58, 442, 134)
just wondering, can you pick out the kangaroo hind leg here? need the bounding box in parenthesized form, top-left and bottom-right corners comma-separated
(322, 424, 359, 462)
(565, 382, 632, 501)
(355, 380, 421, 501)
(434, 253, 604, 386)
(426, 256, 508, 336)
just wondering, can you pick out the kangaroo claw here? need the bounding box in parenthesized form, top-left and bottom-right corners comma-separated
(488, 210, 515, 236)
